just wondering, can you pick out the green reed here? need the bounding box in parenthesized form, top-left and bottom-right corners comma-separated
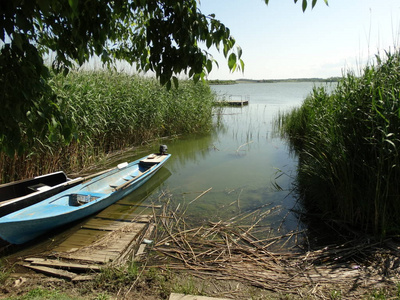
(0, 71, 214, 183)
(279, 51, 400, 236)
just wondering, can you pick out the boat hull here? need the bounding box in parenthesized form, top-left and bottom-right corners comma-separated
(0, 153, 170, 244)
(0, 172, 83, 218)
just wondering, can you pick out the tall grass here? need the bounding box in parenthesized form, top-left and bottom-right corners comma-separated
(0, 71, 214, 183)
(279, 51, 400, 236)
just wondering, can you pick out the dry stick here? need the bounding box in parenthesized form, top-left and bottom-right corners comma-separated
(243, 207, 280, 236)
(235, 141, 254, 153)
(151, 203, 161, 244)
(159, 250, 187, 262)
(280, 233, 295, 249)
(225, 232, 232, 259)
(180, 230, 197, 262)
(228, 199, 237, 207)
(202, 221, 222, 238)
(151, 204, 391, 297)
(159, 213, 184, 249)
(253, 230, 307, 244)
(155, 228, 200, 247)
(192, 225, 204, 237)
(237, 188, 243, 211)
(228, 202, 273, 224)
(188, 187, 212, 205)
(212, 249, 227, 263)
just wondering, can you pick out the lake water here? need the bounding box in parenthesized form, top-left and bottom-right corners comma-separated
(128, 82, 320, 234)
(1, 82, 324, 255)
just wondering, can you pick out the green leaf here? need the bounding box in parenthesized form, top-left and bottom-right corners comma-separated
(206, 59, 212, 73)
(237, 46, 242, 59)
(302, 0, 307, 11)
(206, 37, 212, 48)
(240, 59, 245, 72)
(223, 43, 229, 57)
(228, 53, 236, 70)
(312, 0, 317, 8)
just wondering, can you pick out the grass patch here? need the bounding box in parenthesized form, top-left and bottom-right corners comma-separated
(93, 260, 140, 292)
(4, 288, 83, 300)
(0, 259, 12, 285)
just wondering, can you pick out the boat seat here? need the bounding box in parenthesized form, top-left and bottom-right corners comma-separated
(28, 183, 52, 192)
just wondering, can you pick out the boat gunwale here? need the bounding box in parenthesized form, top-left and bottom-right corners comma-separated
(0, 154, 171, 222)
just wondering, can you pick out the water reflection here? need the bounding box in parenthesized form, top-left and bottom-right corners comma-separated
(138, 83, 316, 236)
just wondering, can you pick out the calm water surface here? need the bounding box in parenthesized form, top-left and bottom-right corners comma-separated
(131, 82, 320, 231)
(2, 82, 325, 256)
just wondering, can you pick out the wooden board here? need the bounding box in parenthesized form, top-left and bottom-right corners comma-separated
(25, 257, 101, 271)
(23, 264, 77, 280)
(113, 203, 162, 209)
(140, 155, 166, 164)
(72, 274, 95, 282)
(22, 209, 158, 279)
(55, 221, 150, 263)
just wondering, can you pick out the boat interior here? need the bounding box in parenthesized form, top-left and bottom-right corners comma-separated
(0, 172, 69, 202)
(50, 160, 153, 207)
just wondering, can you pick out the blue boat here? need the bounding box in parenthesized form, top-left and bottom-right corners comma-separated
(0, 151, 171, 244)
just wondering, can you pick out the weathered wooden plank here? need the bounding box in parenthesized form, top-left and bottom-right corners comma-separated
(59, 252, 117, 263)
(72, 274, 96, 282)
(114, 203, 162, 209)
(81, 220, 149, 232)
(24, 258, 101, 271)
(80, 215, 152, 231)
(81, 224, 122, 231)
(93, 215, 154, 222)
(95, 211, 153, 220)
(52, 214, 153, 265)
(23, 264, 77, 280)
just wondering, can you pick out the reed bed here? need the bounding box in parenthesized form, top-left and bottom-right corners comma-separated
(144, 192, 400, 298)
(278, 51, 400, 236)
(0, 71, 215, 183)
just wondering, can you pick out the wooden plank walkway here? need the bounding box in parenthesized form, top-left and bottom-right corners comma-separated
(55, 216, 151, 263)
(22, 204, 159, 281)
(223, 99, 249, 106)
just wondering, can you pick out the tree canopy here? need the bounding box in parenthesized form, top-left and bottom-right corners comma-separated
(0, 0, 327, 155)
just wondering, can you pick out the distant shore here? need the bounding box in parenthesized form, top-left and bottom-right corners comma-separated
(208, 77, 340, 85)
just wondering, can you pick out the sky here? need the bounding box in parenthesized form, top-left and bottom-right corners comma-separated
(197, 0, 400, 80)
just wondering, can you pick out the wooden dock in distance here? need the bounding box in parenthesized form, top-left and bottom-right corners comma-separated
(22, 204, 160, 281)
(216, 94, 250, 106)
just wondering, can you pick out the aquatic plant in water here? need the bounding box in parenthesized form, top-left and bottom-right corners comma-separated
(280, 51, 400, 236)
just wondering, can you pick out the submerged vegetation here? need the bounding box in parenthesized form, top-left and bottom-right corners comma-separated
(0, 71, 215, 183)
(279, 51, 400, 236)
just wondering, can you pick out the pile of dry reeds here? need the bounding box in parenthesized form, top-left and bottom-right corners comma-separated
(147, 191, 400, 297)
